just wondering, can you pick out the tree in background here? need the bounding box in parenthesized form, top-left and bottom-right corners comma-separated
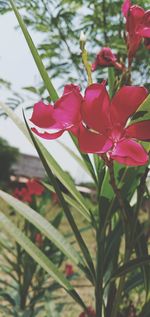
(0, 0, 149, 103)
(0, 137, 19, 187)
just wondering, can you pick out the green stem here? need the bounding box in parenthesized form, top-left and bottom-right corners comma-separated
(110, 250, 130, 317)
(95, 230, 104, 317)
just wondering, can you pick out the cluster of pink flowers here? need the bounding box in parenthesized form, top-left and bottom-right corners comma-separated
(30, 82, 149, 167)
(30, 0, 150, 168)
(13, 179, 44, 203)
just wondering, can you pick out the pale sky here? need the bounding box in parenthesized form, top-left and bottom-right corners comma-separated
(0, 12, 91, 183)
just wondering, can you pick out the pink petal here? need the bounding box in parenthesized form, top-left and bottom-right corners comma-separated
(139, 28, 150, 37)
(78, 124, 113, 154)
(126, 120, 150, 141)
(54, 85, 83, 129)
(111, 139, 148, 166)
(110, 86, 148, 126)
(31, 128, 64, 139)
(82, 82, 111, 133)
(122, 0, 131, 18)
(30, 101, 55, 128)
(63, 84, 81, 95)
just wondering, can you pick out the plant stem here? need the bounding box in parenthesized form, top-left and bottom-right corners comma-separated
(95, 230, 104, 317)
(106, 159, 130, 317)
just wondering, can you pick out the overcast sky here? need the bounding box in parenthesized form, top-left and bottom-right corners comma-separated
(0, 12, 91, 183)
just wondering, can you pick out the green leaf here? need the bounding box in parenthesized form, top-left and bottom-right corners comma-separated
(24, 113, 90, 218)
(111, 256, 150, 280)
(108, 67, 115, 98)
(23, 115, 95, 282)
(135, 222, 150, 300)
(57, 139, 91, 177)
(0, 211, 85, 308)
(139, 302, 150, 317)
(42, 181, 91, 222)
(130, 93, 150, 125)
(9, 0, 58, 102)
(0, 101, 90, 221)
(0, 190, 83, 268)
(70, 134, 97, 184)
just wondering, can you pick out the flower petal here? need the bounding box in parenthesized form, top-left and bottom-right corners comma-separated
(53, 84, 83, 129)
(82, 82, 111, 133)
(111, 139, 148, 166)
(110, 86, 148, 126)
(30, 101, 55, 128)
(122, 0, 131, 18)
(126, 120, 150, 141)
(31, 128, 64, 139)
(78, 124, 113, 154)
(139, 27, 150, 37)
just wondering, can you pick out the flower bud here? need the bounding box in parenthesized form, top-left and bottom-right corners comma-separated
(80, 31, 86, 50)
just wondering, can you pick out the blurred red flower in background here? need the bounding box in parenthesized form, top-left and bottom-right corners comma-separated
(79, 306, 96, 317)
(65, 264, 74, 277)
(13, 179, 44, 203)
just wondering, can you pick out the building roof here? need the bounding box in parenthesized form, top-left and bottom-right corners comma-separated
(11, 153, 46, 180)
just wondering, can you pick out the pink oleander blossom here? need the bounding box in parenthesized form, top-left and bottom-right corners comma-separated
(77, 82, 149, 166)
(30, 81, 150, 167)
(30, 84, 83, 139)
(92, 47, 123, 71)
(122, 0, 150, 63)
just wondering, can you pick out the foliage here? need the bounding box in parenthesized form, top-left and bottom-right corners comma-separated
(0, 1, 150, 317)
(0, 0, 150, 100)
(0, 137, 19, 187)
(0, 190, 65, 317)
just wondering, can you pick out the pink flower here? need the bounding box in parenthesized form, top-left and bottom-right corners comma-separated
(79, 306, 96, 317)
(77, 82, 149, 166)
(30, 84, 83, 139)
(65, 264, 74, 277)
(92, 47, 123, 71)
(122, 0, 150, 63)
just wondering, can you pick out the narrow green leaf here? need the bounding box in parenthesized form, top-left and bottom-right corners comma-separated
(111, 256, 150, 280)
(139, 302, 150, 317)
(0, 212, 85, 308)
(70, 134, 97, 184)
(0, 101, 90, 220)
(130, 93, 150, 125)
(108, 67, 115, 98)
(0, 190, 83, 268)
(57, 139, 91, 177)
(23, 115, 95, 282)
(42, 181, 91, 222)
(9, 0, 58, 102)
(24, 113, 90, 218)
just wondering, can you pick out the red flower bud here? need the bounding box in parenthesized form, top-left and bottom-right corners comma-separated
(92, 47, 123, 71)
(35, 233, 43, 248)
(65, 264, 74, 277)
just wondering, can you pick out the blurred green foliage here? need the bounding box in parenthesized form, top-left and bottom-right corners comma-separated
(0, 0, 149, 100)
